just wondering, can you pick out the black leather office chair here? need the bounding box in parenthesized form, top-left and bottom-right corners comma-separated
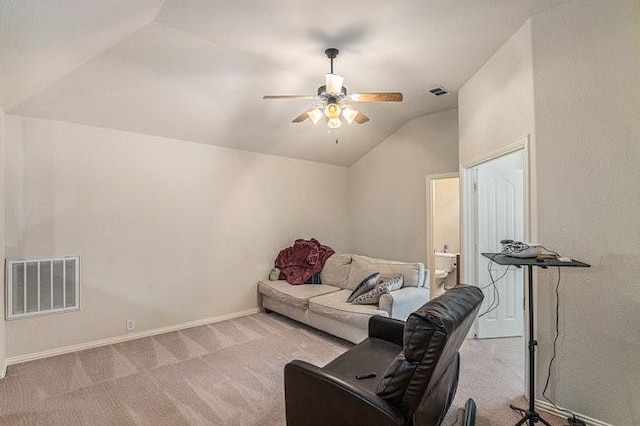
(284, 284, 483, 426)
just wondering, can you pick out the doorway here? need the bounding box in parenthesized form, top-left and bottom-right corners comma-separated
(426, 173, 460, 298)
(465, 148, 526, 339)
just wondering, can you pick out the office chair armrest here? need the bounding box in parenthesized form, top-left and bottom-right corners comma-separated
(284, 360, 405, 426)
(368, 315, 405, 346)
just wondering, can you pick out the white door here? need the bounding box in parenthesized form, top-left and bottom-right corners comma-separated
(474, 150, 525, 338)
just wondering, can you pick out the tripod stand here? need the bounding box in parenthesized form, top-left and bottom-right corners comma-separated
(481, 253, 589, 425)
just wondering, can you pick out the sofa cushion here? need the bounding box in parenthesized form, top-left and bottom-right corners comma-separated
(308, 289, 389, 328)
(258, 280, 341, 310)
(352, 275, 404, 305)
(320, 253, 353, 289)
(347, 255, 425, 290)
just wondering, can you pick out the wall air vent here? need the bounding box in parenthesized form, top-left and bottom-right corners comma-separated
(428, 86, 450, 97)
(6, 256, 80, 320)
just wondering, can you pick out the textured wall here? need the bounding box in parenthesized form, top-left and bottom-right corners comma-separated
(460, 1, 640, 423)
(349, 109, 459, 264)
(531, 1, 640, 423)
(458, 20, 535, 165)
(4, 116, 350, 358)
(0, 109, 5, 373)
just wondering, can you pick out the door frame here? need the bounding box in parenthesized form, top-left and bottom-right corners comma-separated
(461, 135, 534, 292)
(462, 136, 533, 336)
(425, 172, 459, 290)
(460, 135, 535, 395)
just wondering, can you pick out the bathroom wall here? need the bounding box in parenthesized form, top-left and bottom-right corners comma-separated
(432, 177, 459, 255)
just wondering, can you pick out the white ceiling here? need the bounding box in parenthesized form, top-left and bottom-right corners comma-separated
(0, 0, 568, 166)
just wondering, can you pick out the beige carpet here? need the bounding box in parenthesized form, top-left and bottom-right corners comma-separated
(0, 313, 565, 425)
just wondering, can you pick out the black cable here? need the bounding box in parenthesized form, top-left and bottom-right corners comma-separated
(478, 254, 509, 317)
(482, 243, 579, 423)
(479, 261, 510, 289)
(480, 261, 501, 317)
(477, 243, 559, 319)
(542, 267, 579, 423)
(477, 250, 509, 317)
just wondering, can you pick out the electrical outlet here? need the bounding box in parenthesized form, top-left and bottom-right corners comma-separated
(126, 318, 135, 332)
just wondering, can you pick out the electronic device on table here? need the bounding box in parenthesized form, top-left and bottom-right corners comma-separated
(500, 239, 575, 262)
(500, 239, 542, 258)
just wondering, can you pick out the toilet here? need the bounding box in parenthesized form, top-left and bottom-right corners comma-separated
(433, 252, 459, 295)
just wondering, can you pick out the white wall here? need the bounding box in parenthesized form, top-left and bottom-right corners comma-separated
(531, 1, 640, 424)
(0, 109, 6, 375)
(4, 116, 350, 358)
(458, 20, 535, 165)
(349, 109, 459, 263)
(432, 177, 460, 254)
(459, 2, 640, 423)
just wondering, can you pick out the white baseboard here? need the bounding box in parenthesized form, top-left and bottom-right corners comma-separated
(536, 399, 613, 426)
(6, 308, 260, 366)
(0, 363, 5, 379)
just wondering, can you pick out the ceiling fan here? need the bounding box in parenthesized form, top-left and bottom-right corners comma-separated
(263, 48, 403, 129)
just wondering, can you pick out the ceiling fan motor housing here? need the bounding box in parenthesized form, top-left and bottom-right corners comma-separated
(325, 48, 339, 59)
(317, 85, 347, 97)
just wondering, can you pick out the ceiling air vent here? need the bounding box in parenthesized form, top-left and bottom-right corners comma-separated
(428, 86, 450, 97)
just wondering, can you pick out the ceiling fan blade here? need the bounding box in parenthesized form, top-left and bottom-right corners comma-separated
(292, 110, 311, 123)
(263, 95, 315, 100)
(350, 92, 403, 102)
(354, 111, 370, 124)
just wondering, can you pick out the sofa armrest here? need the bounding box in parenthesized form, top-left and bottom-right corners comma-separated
(368, 316, 405, 346)
(285, 360, 405, 426)
(379, 286, 430, 321)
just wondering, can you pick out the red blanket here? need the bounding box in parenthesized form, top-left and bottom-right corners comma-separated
(275, 239, 335, 285)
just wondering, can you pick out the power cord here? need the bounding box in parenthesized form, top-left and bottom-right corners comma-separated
(541, 267, 585, 426)
(478, 243, 561, 318)
(479, 244, 584, 425)
(478, 251, 511, 317)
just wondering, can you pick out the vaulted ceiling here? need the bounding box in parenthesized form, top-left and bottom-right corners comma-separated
(0, 0, 567, 166)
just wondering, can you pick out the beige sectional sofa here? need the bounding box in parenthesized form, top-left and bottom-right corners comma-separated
(258, 253, 430, 343)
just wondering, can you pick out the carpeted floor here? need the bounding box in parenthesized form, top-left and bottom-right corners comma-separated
(0, 312, 565, 425)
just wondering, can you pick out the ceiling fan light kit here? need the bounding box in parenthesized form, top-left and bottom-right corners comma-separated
(325, 73, 344, 95)
(307, 108, 323, 125)
(263, 48, 403, 129)
(327, 117, 342, 129)
(341, 107, 358, 124)
(324, 103, 341, 119)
